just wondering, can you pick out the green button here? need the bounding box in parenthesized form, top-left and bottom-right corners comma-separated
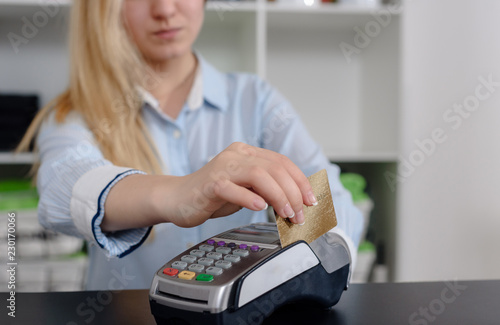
(196, 274, 214, 282)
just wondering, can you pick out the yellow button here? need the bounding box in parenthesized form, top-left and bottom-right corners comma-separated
(178, 271, 196, 280)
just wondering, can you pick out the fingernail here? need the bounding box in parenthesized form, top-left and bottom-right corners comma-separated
(283, 204, 295, 218)
(255, 200, 268, 211)
(299, 221, 305, 226)
(308, 191, 318, 206)
(296, 210, 304, 224)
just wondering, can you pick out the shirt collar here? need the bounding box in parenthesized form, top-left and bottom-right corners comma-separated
(138, 87, 160, 110)
(137, 52, 228, 113)
(196, 53, 228, 112)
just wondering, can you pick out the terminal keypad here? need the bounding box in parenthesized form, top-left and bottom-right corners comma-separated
(164, 239, 262, 282)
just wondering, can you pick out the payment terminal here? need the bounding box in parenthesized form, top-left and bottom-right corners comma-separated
(149, 223, 351, 325)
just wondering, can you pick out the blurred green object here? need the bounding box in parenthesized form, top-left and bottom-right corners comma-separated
(0, 179, 38, 210)
(358, 240, 375, 252)
(0, 179, 33, 192)
(340, 173, 369, 202)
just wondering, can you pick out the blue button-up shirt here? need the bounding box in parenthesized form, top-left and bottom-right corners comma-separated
(36, 54, 363, 290)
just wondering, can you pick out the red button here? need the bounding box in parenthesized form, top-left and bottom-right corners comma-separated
(163, 268, 179, 276)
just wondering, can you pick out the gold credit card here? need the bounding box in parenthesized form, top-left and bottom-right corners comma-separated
(275, 169, 337, 248)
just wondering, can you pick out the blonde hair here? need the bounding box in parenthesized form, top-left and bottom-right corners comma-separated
(17, 0, 163, 175)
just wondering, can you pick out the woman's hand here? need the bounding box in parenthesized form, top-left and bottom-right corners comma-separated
(103, 142, 317, 232)
(164, 142, 318, 227)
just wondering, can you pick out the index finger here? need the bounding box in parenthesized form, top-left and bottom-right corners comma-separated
(242, 145, 318, 207)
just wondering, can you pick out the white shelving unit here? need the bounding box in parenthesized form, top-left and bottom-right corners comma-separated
(0, 0, 400, 162)
(0, 0, 401, 283)
(0, 153, 36, 164)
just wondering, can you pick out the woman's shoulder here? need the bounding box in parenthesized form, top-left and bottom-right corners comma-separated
(199, 55, 272, 95)
(198, 55, 289, 110)
(39, 108, 89, 136)
(225, 70, 267, 87)
(224, 71, 278, 99)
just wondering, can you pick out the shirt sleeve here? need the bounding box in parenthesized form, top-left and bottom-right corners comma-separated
(255, 79, 365, 265)
(36, 111, 151, 258)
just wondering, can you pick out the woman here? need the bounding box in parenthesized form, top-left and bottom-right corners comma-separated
(18, 0, 363, 290)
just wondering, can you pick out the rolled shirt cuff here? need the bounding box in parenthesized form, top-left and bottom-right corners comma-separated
(70, 165, 151, 258)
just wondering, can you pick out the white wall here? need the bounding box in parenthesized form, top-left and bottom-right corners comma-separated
(0, 6, 70, 107)
(396, 0, 500, 281)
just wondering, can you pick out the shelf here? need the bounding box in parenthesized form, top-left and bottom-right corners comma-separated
(0, 0, 256, 10)
(0, 0, 70, 5)
(0, 152, 36, 164)
(267, 3, 400, 30)
(0, 0, 70, 18)
(0, 0, 399, 15)
(265, 2, 396, 15)
(327, 151, 398, 163)
(0, 151, 397, 164)
(0, 0, 400, 28)
(205, 1, 399, 15)
(206, 1, 258, 13)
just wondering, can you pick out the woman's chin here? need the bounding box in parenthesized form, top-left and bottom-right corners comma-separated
(146, 47, 192, 64)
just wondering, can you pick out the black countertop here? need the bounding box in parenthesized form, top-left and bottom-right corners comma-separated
(2, 280, 499, 325)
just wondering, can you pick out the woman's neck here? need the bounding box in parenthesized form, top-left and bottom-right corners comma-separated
(145, 52, 198, 119)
